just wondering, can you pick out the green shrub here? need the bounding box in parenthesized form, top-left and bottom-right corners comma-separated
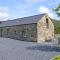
(52, 55, 60, 60)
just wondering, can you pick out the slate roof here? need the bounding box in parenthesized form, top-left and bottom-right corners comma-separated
(0, 13, 46, 27)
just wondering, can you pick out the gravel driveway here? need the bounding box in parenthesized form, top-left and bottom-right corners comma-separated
(0, 37, 60, 60)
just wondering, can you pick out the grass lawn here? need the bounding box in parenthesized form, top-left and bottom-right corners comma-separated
(52, 55, 60, 60)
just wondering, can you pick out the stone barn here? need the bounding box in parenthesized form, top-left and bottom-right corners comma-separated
(0, 14, 54, 43)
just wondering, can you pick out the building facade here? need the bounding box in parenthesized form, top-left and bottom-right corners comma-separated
(0, 14, 54, 43)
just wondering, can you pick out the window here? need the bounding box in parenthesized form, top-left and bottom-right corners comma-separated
(46, 18, 49, 28)
(1, 28, 3, 37)
(31, 31, 34, 37)
(22, 30, 26, 37)
(7, 29, 9, 35)
(14, 30, 17, 35)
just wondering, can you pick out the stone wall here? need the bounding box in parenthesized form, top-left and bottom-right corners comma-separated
(37, 15, 54, 43)
(0, 23, 37, 42)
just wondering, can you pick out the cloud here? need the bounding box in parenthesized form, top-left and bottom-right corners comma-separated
(38, 6, 54, 18)
(0, 6, 9, 21)
(0, 6, 9, 12)
(25, 0, 45, 3)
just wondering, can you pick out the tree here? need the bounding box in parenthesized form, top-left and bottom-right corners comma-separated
(53, 4, 60, 17)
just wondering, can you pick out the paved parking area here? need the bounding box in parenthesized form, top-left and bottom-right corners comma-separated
(0, 37, 60, 60)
